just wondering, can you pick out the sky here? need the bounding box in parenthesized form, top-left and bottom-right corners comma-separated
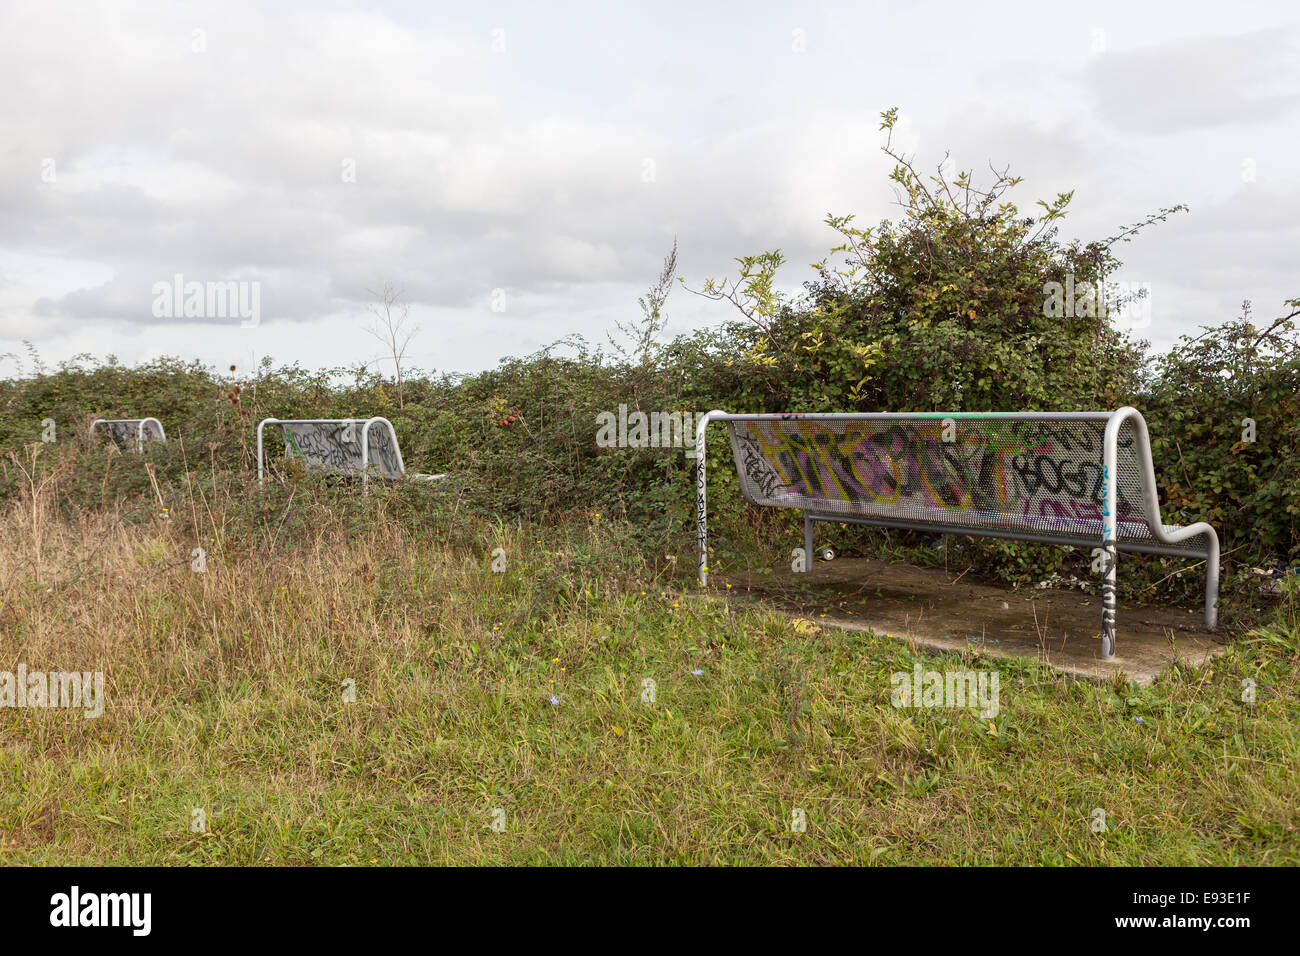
(1, 0, 1297, 380)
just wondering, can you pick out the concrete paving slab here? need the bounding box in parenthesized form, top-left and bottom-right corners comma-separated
(716, 556, 1228, 686)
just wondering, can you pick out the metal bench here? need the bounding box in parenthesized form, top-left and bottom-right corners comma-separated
(90, 417, 166, 452)
(256, 417, 445, 484)
(694, 407, 1219, 659)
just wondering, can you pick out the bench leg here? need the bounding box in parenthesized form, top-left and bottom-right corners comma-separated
(1205, 536, 1220, 630)
(802, 513, 814, 573)
(1100, 542, 1118, 659)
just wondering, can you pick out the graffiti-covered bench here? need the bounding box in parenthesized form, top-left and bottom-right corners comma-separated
(694, 408, 1219, 659)
(91, 417, 167, 452)
(256, 417, 445, 484)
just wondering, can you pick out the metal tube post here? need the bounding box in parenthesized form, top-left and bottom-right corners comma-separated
(695, 410, 726, 587)
(256, 418, 275, 485)
(1101, 411, 1122, 658)
(1205, 532, 1220, 630)
(803, 513, 814, 572)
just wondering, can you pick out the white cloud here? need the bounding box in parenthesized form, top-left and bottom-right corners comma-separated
(0, 0, 1296, 375)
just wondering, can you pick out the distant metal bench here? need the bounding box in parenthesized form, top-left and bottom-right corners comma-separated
(90, 417, 166, 452)
(695, 407, 1219, 659)
(256, 417, 445, 484)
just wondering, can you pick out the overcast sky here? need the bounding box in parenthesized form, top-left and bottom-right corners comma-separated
(1, 0, 1297, 380)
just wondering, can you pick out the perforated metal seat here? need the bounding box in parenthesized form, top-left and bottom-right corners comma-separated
(90, 418, 167, 452)
(256, 417, 444, 483)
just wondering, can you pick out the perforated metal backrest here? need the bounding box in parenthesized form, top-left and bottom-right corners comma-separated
(280, 421, 404, 478)
(98, 419, 165, 446)
(726, 415, 1161, 543)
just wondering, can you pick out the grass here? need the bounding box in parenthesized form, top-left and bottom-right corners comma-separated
(0, 460, 1297, 865)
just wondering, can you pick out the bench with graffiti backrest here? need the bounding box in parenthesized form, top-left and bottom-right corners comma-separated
(256, 417, 446, 484)
(91, 417, 167, 452)
(694, 408, 1219, 659)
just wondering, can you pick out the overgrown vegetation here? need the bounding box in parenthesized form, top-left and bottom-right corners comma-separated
(0, 474, 1295, 864)
(1143, 301, 1300, 560)
(687, 108, 1162, 413)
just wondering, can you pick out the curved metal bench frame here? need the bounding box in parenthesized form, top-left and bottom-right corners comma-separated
(695, 407, 1219, 660)
(256, 417, 406, 485)
(90, 417, 167, 453)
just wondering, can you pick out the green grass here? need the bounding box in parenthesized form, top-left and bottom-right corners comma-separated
(0, 481, 1296, 867)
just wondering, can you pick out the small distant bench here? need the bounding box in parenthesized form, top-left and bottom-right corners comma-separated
(695, 407, 1219, 659)
(90, 417, 166, 452)
(256, 417, 445, 484)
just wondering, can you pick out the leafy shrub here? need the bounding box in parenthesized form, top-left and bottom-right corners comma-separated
(1142, 301, 1300, 563)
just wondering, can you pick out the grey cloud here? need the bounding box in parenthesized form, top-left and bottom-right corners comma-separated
(1, 2, 1296, 371)
(1085, 28, 1300, 134)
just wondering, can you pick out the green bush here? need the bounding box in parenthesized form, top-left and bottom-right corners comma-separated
(684, 109, 1165, 417)
(1141, 302, 1300, 563)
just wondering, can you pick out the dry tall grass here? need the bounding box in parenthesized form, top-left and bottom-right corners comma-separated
(1, 444, 1296, 865)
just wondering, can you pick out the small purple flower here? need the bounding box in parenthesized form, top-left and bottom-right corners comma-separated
(1133, 716, 1144, 723)
(691, 669, 704, 677)
(549, 695, 559, 706)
